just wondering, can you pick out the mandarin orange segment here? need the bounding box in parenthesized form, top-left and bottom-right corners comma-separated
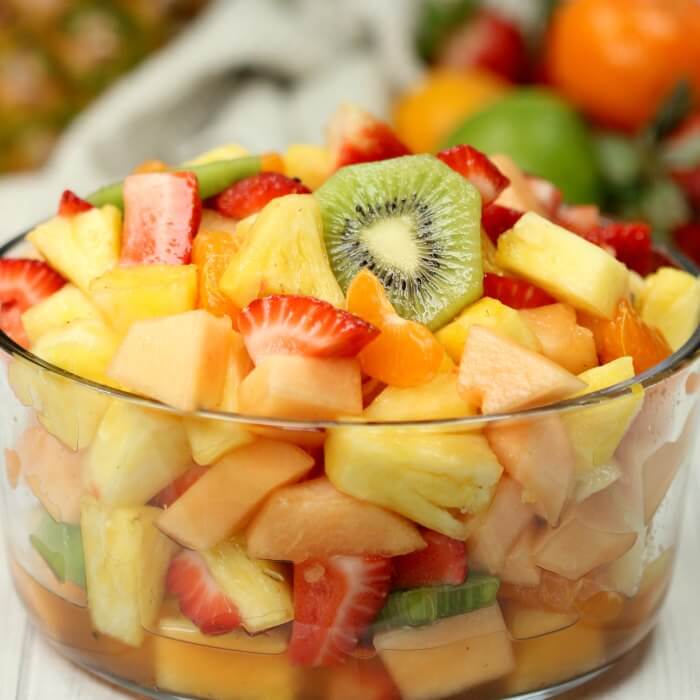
(192, 230, 242, 325)
(347, 270, 444, 387)
(260, 151, 286, 175)
(131, 159, 169, 174)
(579, 299, 672, 375)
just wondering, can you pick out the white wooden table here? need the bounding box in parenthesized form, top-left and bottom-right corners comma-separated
(2, 466, 699, 700)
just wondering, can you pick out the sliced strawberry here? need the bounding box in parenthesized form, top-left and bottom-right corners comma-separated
(674, 221, 700, 266)
(58, 190, 94, 217)
(393, 530, 466, 589)
(238, 295, 380, 364)
(121, 171, 202, 266)
(327, 104, 411, 170)
(580, 221, 653, 275)
(526, 176, 563, 216)
(289, 556, 392, 667)
(483, 272, 555, 309)
(151, 464, 209, 509)
(166, 549, 241, 636)
(670, 167, 700, 209)
(438, 10, 528, 83)
(0, 259, 65, 347)
(437, 145, 509, 206)
(555, 204, 600, 236)
(482, 203, 523, 243)
(211, 172, 311, 220)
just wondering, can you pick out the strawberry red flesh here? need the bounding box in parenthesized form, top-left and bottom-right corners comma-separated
(393, 530, 467, 589)
(482, 203, 523, 243)
(483, 272, 555, 309)
(238, 295, 380, 364)
(0, 259, 65, 347)
(438, 10, 528, 83)
(671, 168, 700, 209)
(121, 171, 202, 266)
(674, 221, 700, 266)
(328, 104, 411, 169)
(526, 176, 563, 216)
(166, 550, 241, 636)
(289, 555, 392, 667)
(437, 145, 509, 205)
(58, 190, 94, 217)
(150, 464, 209, 509)
(211, 172, 311, 220)
(580, 221, 653, 275)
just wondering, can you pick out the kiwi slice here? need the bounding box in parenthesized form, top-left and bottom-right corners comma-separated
(316, 155, 482, 330)
(373, 574, 500, 630)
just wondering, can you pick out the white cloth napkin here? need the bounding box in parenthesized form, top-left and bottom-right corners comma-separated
(0, 0, 424, 243)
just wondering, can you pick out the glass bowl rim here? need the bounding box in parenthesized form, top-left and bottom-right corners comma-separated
(1, 228, 699, 430)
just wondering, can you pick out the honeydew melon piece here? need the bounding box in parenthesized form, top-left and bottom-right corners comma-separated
(375, 606, 514, 700)
(363, 371, 475, 421)
(157, 439, 313, 550)
(27, 206, 122, 292)
(436, 297, 540, 363)
(81, 497, 178, 647)
(85, 401, 192, 507)
(21, 284, 104, 346)
(496, 212, 629, 319)
(638, 267, 700, 350)
(89, 264, 197, 334)
(458, 325, 584, 414)
(30, 508, 85, 588)
(487, 415, 575, 526)
(202, 538, 293, 634)
(246, 478, 425, 562)
(108, 310, 233, 411)
(325, 428, 502, 539)
(562, 357, 643, 475)
(238, 355, 363, 420)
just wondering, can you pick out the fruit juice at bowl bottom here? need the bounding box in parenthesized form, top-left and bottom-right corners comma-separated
(2, 323, 698, 700)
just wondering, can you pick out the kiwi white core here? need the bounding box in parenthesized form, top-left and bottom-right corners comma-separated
(360, 216, 420, 273)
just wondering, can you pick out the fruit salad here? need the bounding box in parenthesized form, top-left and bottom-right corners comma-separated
(1, 105, 699, 700)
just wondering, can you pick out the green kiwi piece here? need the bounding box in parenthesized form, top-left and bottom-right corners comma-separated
(30, 508, 86, 588)
(373, 574, 500, 630)
(316, 155, 482, 330)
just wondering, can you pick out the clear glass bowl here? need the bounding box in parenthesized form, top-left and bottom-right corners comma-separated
(1, 231, 699, 700)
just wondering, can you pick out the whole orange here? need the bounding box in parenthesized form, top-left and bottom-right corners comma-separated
(547, 0, 700, 131)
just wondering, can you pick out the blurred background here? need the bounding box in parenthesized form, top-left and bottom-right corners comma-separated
(0, 0, 699, 262)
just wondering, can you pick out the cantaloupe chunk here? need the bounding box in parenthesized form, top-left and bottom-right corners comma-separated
(157, 440, 314, 550)
(81, 497, 178, 647)
(496, 212, 629, 319)
(246, 478, 425, 562)
(469, 477, 535, 575)
(363, 371, 475, 422)
(436, 297, 540, 363)
(520, 303, 597, 374)
(500, 601, 578, 641)
(487, 415, 575, 526)
(500, 525, 542, 587)
(85, 401, 192, 506)
(238, 355, 362, 420)
(458, 325, 585, 414)
(89, 264, 197, 334)
(108, 310, 233, 411)
(17, 426, 83, 524)
(562, 357, 643, 474)
(375, 606, 515, 700)
(21, 284, 104, 346)
(638, 267, 700, 350)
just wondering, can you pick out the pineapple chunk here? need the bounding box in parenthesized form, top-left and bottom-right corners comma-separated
(28, 206, 121, 292)
(85, 401, 192, 506)
(8, 357, 109, 450)
(325, 428, 502, 539)
(89, 264, 197, 334)
(481, 230, 502, 274)
(436, 297, 540, 362)
(563, 357, 643, 474)
(185, 143, 250, 165)
(364, 372, 475, 421)
(219, 194, 344, 308)
(496, 212, 629, 319)
(81, 496, 178, 647)
(32, 319, 120, 384)
(203, 539, 293, 633)
(638, 267, 700, 351)
(21, 284, 103, 346)
(284, 144, 332, 190)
